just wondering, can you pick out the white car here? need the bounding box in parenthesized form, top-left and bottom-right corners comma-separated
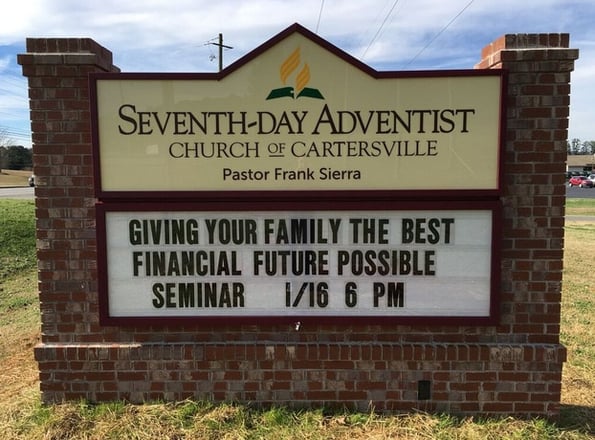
(588, 174, 595, 184)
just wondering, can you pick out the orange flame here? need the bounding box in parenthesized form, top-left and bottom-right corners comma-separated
(280, 47, 300, 85)
(295, 63, 311, 94)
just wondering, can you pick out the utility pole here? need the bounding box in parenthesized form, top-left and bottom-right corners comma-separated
(209, 33, 233, 72)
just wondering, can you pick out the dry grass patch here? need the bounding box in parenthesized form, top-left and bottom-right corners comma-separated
(0, 269, 40, 408)
(0, 169, 30, 187)
(560, 220, 595, 434)
(3, 404, 590, 440)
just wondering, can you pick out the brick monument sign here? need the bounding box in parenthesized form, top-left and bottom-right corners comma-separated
(18, 24, 578, 418)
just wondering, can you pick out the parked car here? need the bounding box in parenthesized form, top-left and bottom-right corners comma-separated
(28, 174, 35, 187)
(568, 175, 593, 188)
(588, 174, 595, 183)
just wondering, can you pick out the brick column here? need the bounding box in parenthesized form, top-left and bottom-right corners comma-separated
(477, 35, 578, 342)
(18, 40, 119, 393)
(477, 34, 578, 417)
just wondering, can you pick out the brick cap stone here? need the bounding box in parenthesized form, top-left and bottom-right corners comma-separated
(18, 37, 119, 72)
(476, 33, 578, 70)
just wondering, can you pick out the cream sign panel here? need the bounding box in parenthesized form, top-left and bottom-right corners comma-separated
(101, 209, 495, 319)
(93, 32, 503, 193)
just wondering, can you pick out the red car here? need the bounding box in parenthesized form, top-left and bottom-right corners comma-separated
(568, 176, 594, 188)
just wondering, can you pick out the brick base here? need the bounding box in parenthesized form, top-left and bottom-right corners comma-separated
(35, 341, 565, 417)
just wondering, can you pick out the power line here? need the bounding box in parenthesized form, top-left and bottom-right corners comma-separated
(361, 0, 401, 59)
(1, 130, 30, 138)
(0, 74, 26, 87)
(402, 0, 475, 68)
(206, 34, 233, 72)
(0, 124, 31, 137)
(315, 0, 325, 33)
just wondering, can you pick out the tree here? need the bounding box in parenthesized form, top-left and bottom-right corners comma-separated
(0, 128, 12, 145)
(567, 138, 595, 155)
(0, 145, 32, 170)
(568, 138, 582, 155)
(0, 146, 6, 170)
(581, 140, 595, 155)
(0, 129, 13, 171)
(1, 130, 33, 171)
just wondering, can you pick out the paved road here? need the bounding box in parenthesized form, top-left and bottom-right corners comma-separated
(567, 184, 595, 198)
(0, 186, 34, 199)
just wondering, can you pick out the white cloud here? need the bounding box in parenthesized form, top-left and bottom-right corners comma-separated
(0, 56, 10, 70)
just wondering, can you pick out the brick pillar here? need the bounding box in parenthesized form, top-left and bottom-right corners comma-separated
(18, 40, 119, 398)
(477, 34, 578, 417)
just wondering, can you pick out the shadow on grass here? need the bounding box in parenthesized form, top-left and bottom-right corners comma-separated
(558, 404, 595, 435)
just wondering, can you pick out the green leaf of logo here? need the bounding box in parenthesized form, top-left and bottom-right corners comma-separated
(266, 87, 295, 100)
(297, 88, 324, 99)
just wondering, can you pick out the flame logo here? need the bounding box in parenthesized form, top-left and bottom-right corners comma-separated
(295, 64, 310, 96)
(267, 47, 324, 100)
(280, 47, 300, 85)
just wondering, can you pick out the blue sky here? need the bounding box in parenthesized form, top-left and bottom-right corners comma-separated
(1, 0, 594, 149)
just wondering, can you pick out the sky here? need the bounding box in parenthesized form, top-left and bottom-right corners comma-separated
(1, 0, 594, 149)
